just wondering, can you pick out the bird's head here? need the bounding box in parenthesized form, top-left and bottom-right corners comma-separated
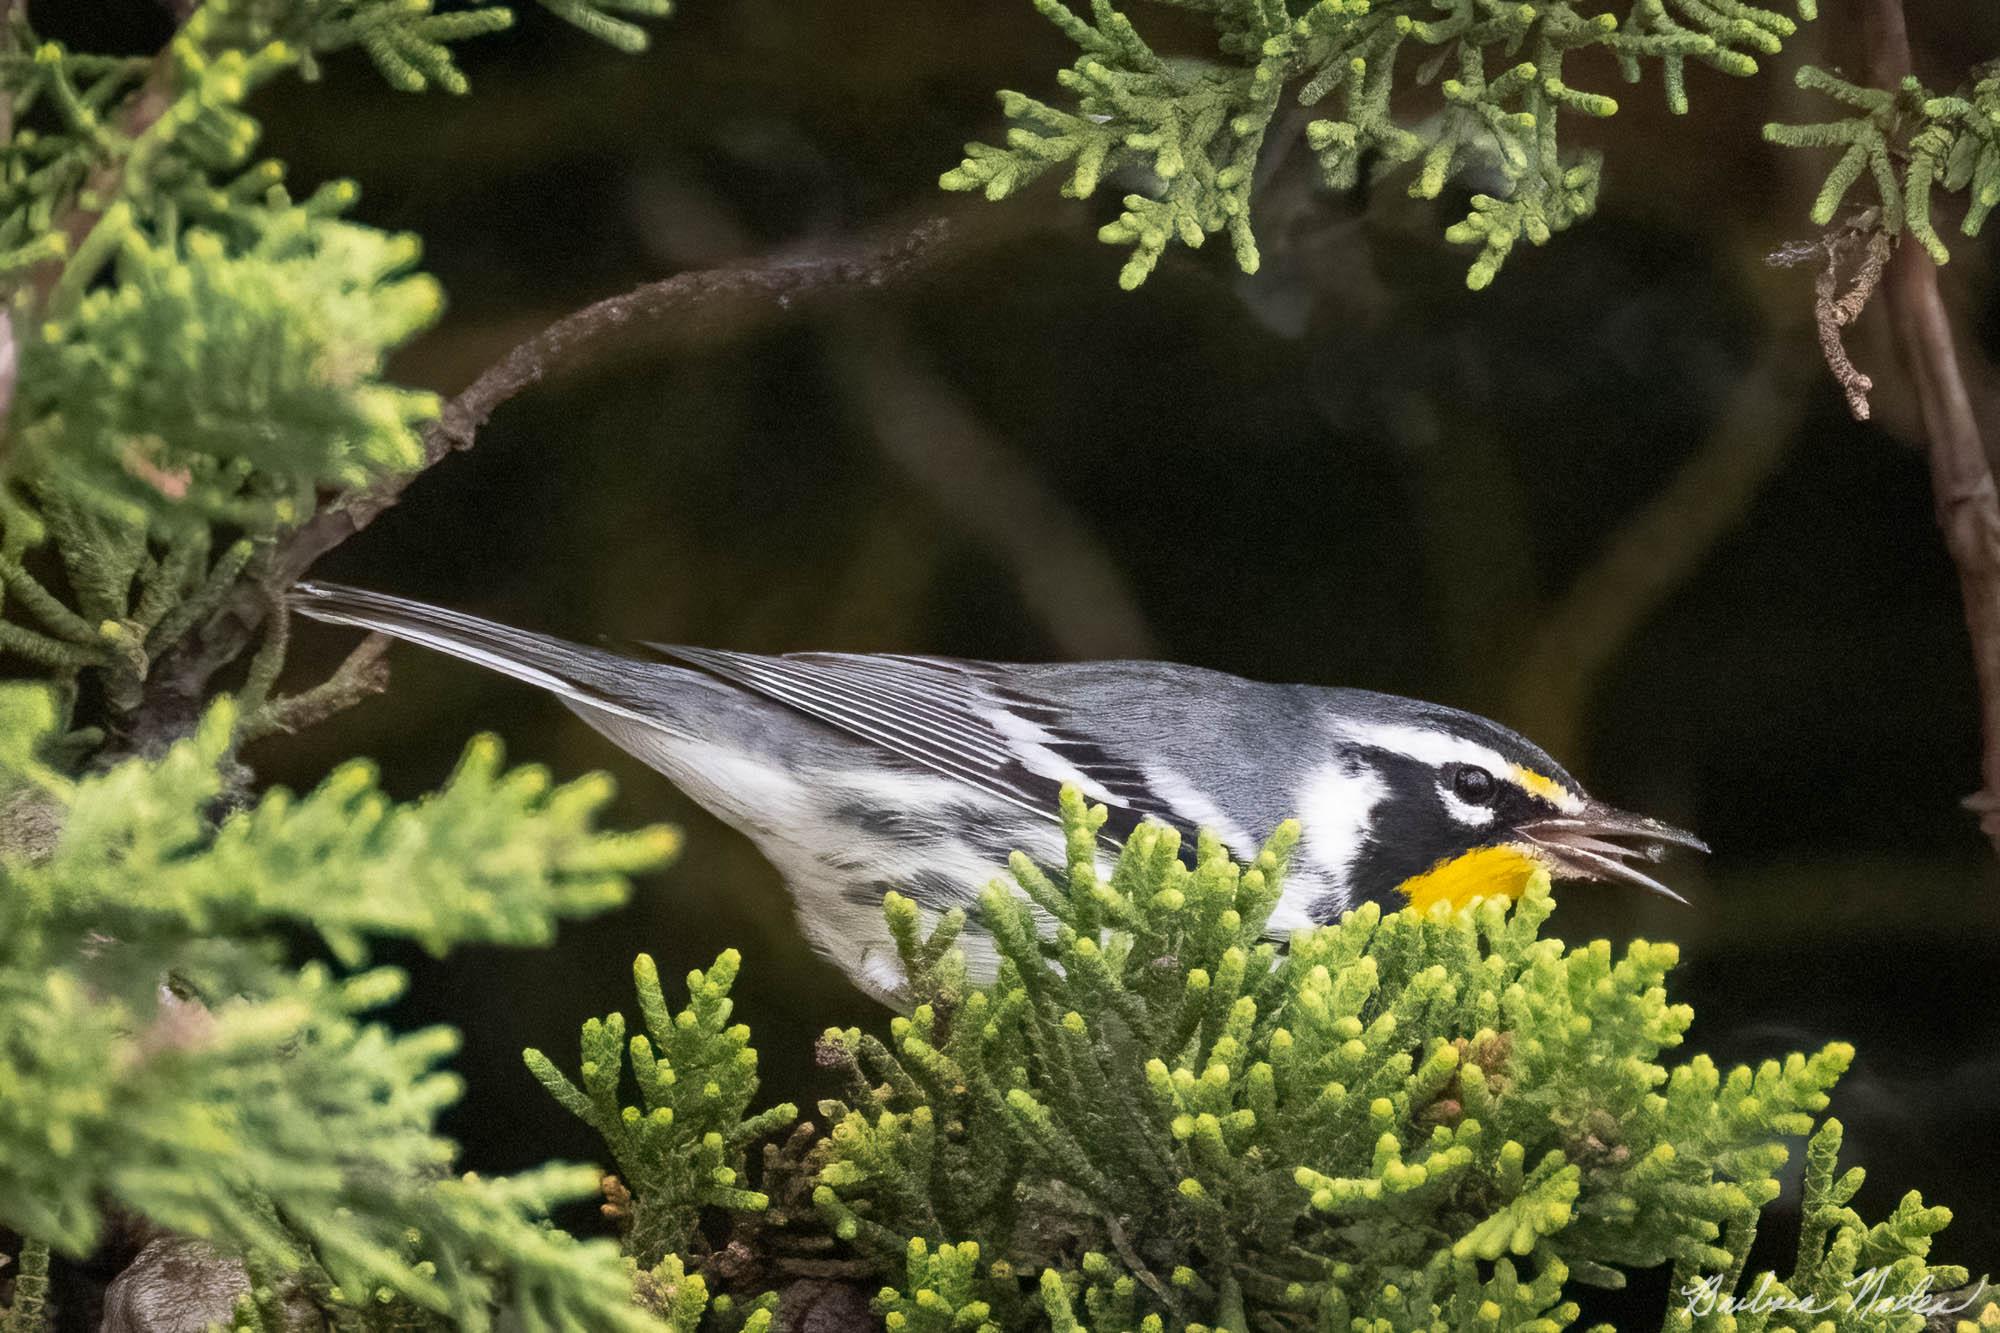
(1298, 696, 1706, 914)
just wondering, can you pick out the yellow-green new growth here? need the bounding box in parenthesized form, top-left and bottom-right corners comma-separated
(189, 0, 674, 87)
(878, 1239, 1003, 1333)
(0, 0, 675, 722)
(1766, 64, 2000, 265)
(630, 1251, 779, 1333)
(523, 950, 800, 1265)
(817, 786, 1959, 1331)
(0, 686, 672, 1330)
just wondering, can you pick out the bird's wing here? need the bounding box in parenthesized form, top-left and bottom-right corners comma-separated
(644, 646, 1183, 842)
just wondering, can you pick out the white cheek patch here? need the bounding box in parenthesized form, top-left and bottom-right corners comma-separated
(1293, 761, 1387, 924)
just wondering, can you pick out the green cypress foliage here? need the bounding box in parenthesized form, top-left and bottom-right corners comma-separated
(630, 1252, 780, 1333)
(0, 0, 669, 704)
(2, 20, 447, 685)
(3, 5, 1984, 1327)
(1765, 64, 2000, 263)
(943, 0, 1811, 289)
(0, 9, 682, 1320)
(810, 789, 1966, 1330)
(1656, 1119, 1959, 1333)
(0, 1239, 49, 1333)
(0, 684, 677, 1327)
(876, 1240, 1004, 1333)
(524, 950, 801, 1265)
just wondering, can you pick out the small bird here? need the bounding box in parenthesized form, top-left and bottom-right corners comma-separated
(292, 582, 1706, 1003)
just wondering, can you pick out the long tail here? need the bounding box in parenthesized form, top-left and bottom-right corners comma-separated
(290, 581, 665, 725)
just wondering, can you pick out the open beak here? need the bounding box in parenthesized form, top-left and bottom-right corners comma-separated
(1515, 803, 1708, 905)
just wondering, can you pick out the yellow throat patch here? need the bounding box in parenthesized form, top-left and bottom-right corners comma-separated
(1396, 845, 1544, 912)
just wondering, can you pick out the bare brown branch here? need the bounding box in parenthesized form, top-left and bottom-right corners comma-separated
(239, 632, 392, 742)
(0, 311, 15, 438)
(1770, 216, 1889, 420)
(138, 208, 1059, 734)
(1861, 0, 2000, 853)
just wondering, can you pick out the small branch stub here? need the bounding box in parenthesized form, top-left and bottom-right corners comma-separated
(1770, 221, 1888, 420)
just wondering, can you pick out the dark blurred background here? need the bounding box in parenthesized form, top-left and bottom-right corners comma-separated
(64, 0, 2000, 1296)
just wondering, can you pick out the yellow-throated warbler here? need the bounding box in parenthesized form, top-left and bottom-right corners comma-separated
(294, 582, 1706, 1003)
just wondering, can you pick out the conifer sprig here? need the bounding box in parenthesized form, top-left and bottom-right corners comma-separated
(0, 0, 672, 729)
(1647, 1119, 1964, 1333)
(17, 220, 442, 536)
(0, 683, 676, 1326)
(0, 687, 675, 971)
(0, 1238, 49, 1333)
(814, 787, 1962, 1330)
(524, 950, 801, 1265)
(630, 1251, 780, 1333)
(945, 0, 1812, 288)
(1765, 62, 2000, 264)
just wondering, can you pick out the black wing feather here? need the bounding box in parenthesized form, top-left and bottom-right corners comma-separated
(645, 646, 1185, 844)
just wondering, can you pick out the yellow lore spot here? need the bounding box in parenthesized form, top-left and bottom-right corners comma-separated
(1396, 845, 1543, 911)
(1509, 764, 1576, 808)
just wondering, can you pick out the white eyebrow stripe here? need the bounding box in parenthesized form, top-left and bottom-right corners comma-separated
(1333, 722, 1512, 776)
(1337, 720, 1581, 810)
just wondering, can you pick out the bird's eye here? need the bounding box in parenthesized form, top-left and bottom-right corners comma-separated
(1451, 765, 1497, 805)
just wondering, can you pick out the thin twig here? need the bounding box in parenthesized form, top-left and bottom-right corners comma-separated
(238, 632, 392, 741)
(1784, 222, 1888, 420)
(139, 211, 1034, 733)
(828, 313, 1161, 661)
(1504, 349, 1813, 762)
(0, 311, 15, 439)
(1861, 0, 2000, 853)
(269, 217, 960, 593)
(1101, 1209, 1176, 1311)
